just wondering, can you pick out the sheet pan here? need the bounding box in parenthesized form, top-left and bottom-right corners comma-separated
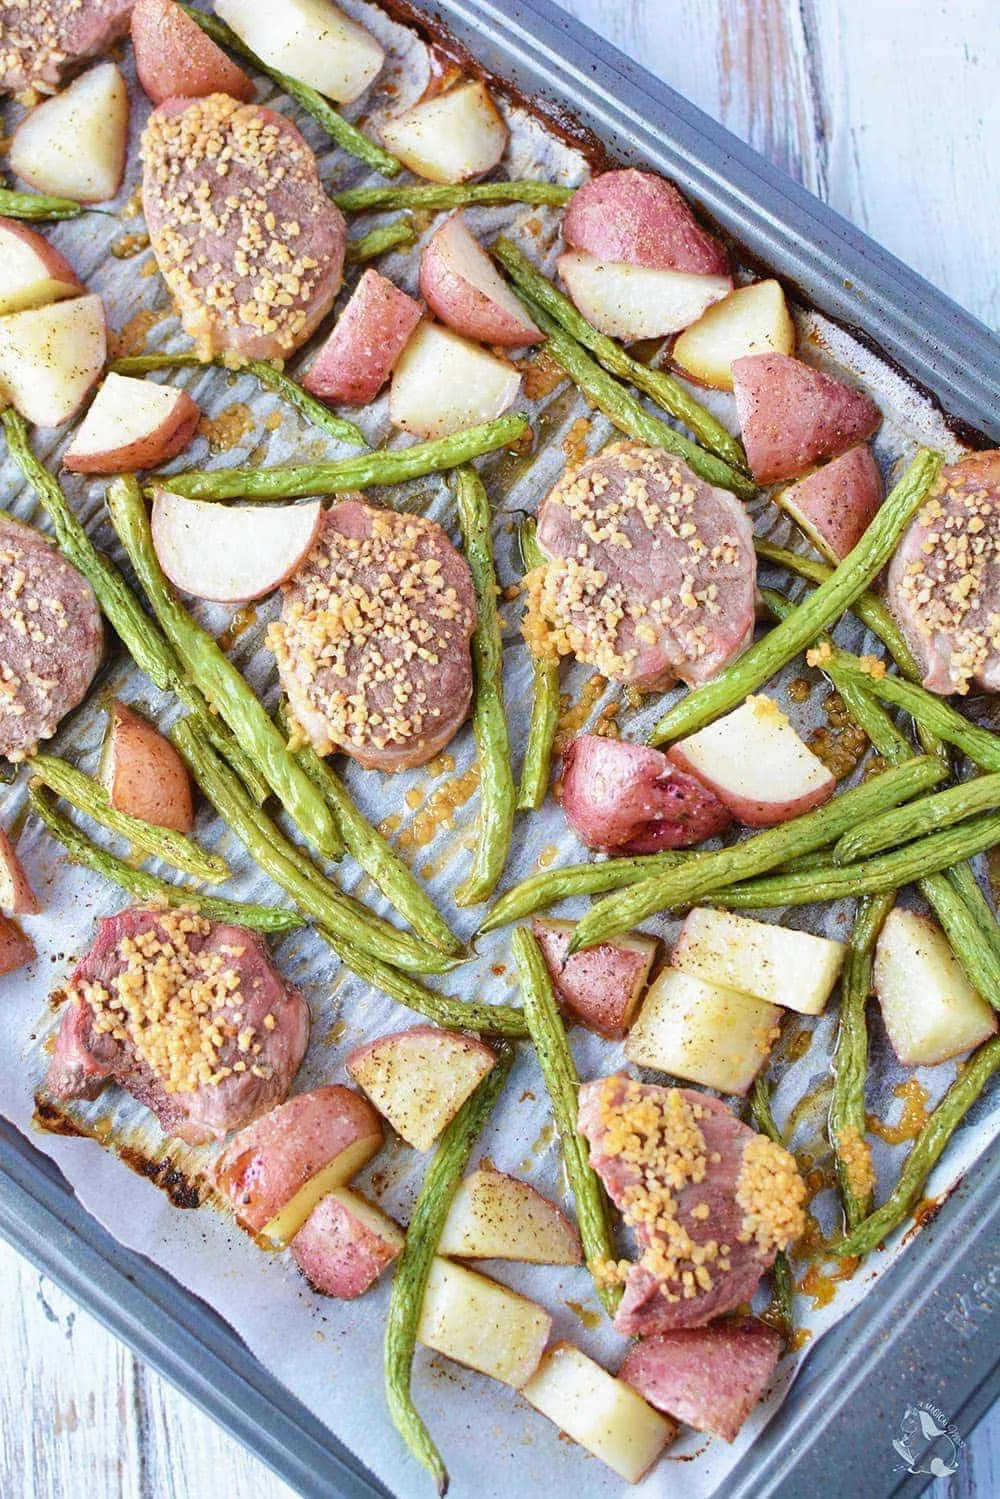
(1, 2, 998, 1496)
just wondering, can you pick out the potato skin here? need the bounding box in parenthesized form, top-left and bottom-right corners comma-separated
(0, 825, 40, 915)
(131, 0, 256, 105)
(103, 700, 195, 834)
(732, 353, 882, 484)
(560, 735, 732, 853)
(64, 387, 200, 474)
(0, 914, 34, 976)
(563, 168, 729, 276)
(291, 1191, 403, 1299)
(302, 270, 421, 407)
(419, 214, 542, 346)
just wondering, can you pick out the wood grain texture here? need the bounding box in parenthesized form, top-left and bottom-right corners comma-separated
(2, 3, 998, 1498)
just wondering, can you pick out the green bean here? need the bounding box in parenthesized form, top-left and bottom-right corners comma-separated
(568, 755, 945, 952)
(0, 187, 86, 220)
(106, 477, 343, 860)
(158, 413, 531, 501)
(818, 648, 1000, 773)
(648, 449, 943, 745)
(345, 218, 417, 263)
(29, 753, 229, 884)
(178, 5, 401, 177)
(479, 850, 702, 935)
(0, 410, 269, 803)
(706, 810, 1000, 908)
(170, 719, 461, 976)
(111, 353, 366, 448)
(493, 237, 748, 473)
(333, 180, 572, 213)
(28, 785, 300, 934)
(321, 932, 527, 1037)
(829, 893, 895, 1230)
(516, 518, 560, 812)
(834, 1034, 1000, 1258)
(453, 468, 515, 905)
(505, 290, 756, 501)
(835, 774, 1000, 865)
(748, 1075, 795, 1341)
(512, 927, 620, 1314)
(284, 721, 461, 956)
(385, 1043, 514, 1495)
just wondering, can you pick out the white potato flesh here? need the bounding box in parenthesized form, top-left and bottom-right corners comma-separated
(347, 1028, 495, 1150)
(261, 1135, 385, 1247)
(0, 293, 106, 427)
(64, 372, 196, 471)
(150, 489, 322, 603)
(0, 221, 81, 316)
(437, 1167, 582, 1264)
(521, 1342, 675, 1483)
(10, 63, 129, 203)
(215, 0, 383, 104)
(0, 826, 39, 916)
(672, 908, 846, 1016)
(873, 908, 997, 1066)
(380, 82, 508, 184)
(416, 1258, 551, 1388)
(667, 694, 835, 827)
(389, 321, 521, 439)
(557, 250, 731, 340)
(625, 967, 781, 1095)
(672, 279, 796, 390)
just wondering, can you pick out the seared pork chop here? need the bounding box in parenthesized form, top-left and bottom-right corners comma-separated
(578, 1075, 805, 1337)
(141, 94, 346, 361)
(530, 442, 756, 690)
(887, 450, 1000, 695)
(0, 513, 103, 762)
(271, 500, 477, 772)
(0, 0, 133, 95)
(45, 906, 310, 1144)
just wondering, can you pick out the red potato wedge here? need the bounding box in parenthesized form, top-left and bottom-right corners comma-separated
(874, 908, 997, 1067)
(150, 487, 322, 603)
(346, 1026, 495, 1151)
(419, 214, 541, 346)
(776, 444, 884, 561)
(0, 914, 34, 977)
(64, 372, 200, 473)
(557, 250, 731, 340)
(389, 321, 521, 439)
(101, 700, 195, 835)
(0, 293, 106, 428)
(379, 81, 508, 184)
(531, 917, 657, 1039)
(131, 0, 255, 105)
(212, 1085, 384, 1243)
(0, 826, 39, 916)
(621, 1319, 784, 1443)
(559, 734, 732, 854)
(437, 1165, 582, 1264)
(301, 269, 421, 408)
(667, 695, 835, 827)
(215, 0, 384, 105)
(671, 279, 795, 391)
(625, 968, 781, 1096)
(10, 63, 129, 204)
(732, 352, 882, 484)
(291, 1188, 404, 1299)
(563, 168, 729, 277)
(0, 218, 83, 317)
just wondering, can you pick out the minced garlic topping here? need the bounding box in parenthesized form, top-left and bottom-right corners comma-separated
(0, 0, 81, 93)
(836, 1124, 876, 1203)
(735, 1133, 807, 1256)
(71, 910, 273, 1095)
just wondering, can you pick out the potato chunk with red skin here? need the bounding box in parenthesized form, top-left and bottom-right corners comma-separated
(560, 735, 732, 854)
(732, 353, 881, 485)
(563, 168, 729, 277)
(0, 825, 39, 916)
(102, 700, 195, 835)
(291, 1189, 403, 1299)
(302, 270, 422, 407)
(531, 917, 656, 1039)
(621, 1319, 784, 1442)
(131, 0, 255, 105)
(777, 444, 883, 561)
(346, 1025, 495, 1150)
(0, 915, 35, 976)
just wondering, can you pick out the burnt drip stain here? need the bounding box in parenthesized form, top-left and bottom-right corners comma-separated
(32, 1095, 202, 1209)
(33, 1098, 85, 1137)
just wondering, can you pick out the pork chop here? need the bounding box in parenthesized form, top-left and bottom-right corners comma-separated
(578, 1075, 805, 1337)
(0, 0, 133, 96)
(530, 442, 756, 690)
(270, 499, 477, 772)
(0, 513, 103, 762)
(887, 450, 1000, 695)
(45, 905, 310, 1144)
(141, 94, 346, 361)
(621, 1318, 784, 1442)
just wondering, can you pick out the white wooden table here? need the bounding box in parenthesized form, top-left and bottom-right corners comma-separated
(2, 2, 998, 1496)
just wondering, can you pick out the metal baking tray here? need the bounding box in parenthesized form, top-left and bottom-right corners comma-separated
(2, 1, 999, 1495)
